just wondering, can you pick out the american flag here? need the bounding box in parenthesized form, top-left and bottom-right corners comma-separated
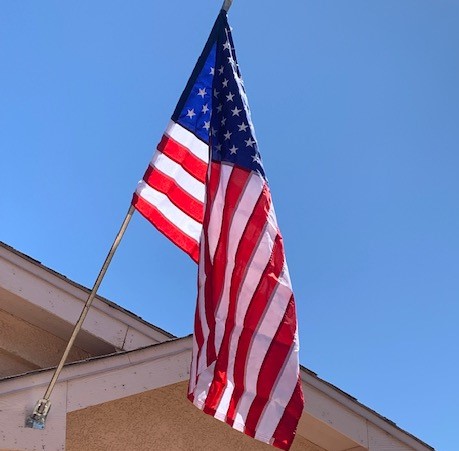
(133, 10, 304, 450)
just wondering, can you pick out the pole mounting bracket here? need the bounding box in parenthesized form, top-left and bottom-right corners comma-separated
(25, 399, 51, 429)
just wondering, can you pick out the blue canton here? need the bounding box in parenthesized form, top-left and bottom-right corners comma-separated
(210, 27, 265, 179)
(176, 25, 265, 180)
(176, 44, 216, 143)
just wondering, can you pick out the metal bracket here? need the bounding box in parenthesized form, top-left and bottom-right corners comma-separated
(25, 399, 52, 429)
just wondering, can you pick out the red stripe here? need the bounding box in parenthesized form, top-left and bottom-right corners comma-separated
(190, 162, 303, 447)
(272, 377, 304, 450)
(203, 185, 268, 412)
(204, 167, 251, 377)
(143, 165, 204, 223)
(190, 290, 205, 389)
(158, 134, 207, 183)
(244, 294, 297, 436)
(201, 162, 222, 367)
(226, 231, 285, 425)
(132, 193, 199, 262)
(192, 239, 207, 390)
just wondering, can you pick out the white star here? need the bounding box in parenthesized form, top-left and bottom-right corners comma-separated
(252, 153, 262, 165)
(203, 121, 210, 130)
(223, 41, 231, 51)
(214, 89, 220, 98)
(216, 103, 223, 113)
(224, 130, 232, 140)
(229, 145, 238, 155)
(231, 106, 242, 116)
(186, 109, 196, 119)
(226, 92, 235, 102)
(221, 117, 227, 126)
(238, 122, 248, 132)
(210, 67, 215, 75)
(202, 104, 209, 114)
(218, 66, 224, 75)
(215, 143, 222, 152)
(228, 56, 235, 66)
(198, 88, 207, 98)
(211, 127, 217, 137)
(245, 137, 256, 147)
(222, 78, 229, 88)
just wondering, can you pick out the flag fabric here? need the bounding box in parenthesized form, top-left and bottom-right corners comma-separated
(132, 9, 304, 451)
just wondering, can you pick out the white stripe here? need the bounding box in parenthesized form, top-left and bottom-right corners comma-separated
(192, 167, 266, 422)
(165, 121, 209, 164)
(136, 181, 201, 242)
(193, 167, 233, 384)
(188, 333, 199, 394)
(192, 361, 217, 408)
(237, 268, 293, 430)
(189, 237, 208, 397)
(213, 378, 235, 424)
(207, 164, 233, 264)
(150, 151, 205, 203)
(214, 203, 277, 422)
(234, 203, 278, 329)
(253, 275, 299, 441)
(232, 256, 292, 430)
(189, 232, 208, 395)
(214, 172, 264, 355)
(195, 230, 210, 380)
(255, 343, 300, 442)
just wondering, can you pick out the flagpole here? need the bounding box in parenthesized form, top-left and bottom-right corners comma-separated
(26, 204, 136, 429)
(26, 0, 235, 430)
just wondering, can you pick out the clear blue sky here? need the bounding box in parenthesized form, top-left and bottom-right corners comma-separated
(1, 1, 457, 449)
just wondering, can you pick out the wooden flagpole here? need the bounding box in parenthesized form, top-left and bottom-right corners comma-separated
(26, 205, 136, 429)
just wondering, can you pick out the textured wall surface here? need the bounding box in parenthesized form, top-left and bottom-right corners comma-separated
(66, 381, 325, 451)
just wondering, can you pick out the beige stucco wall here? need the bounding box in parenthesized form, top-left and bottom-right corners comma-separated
(67, 381, 325, 451)
(0, 308, 90, 378)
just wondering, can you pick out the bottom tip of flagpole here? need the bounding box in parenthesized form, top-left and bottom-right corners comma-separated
(25, 399, 51, 429)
